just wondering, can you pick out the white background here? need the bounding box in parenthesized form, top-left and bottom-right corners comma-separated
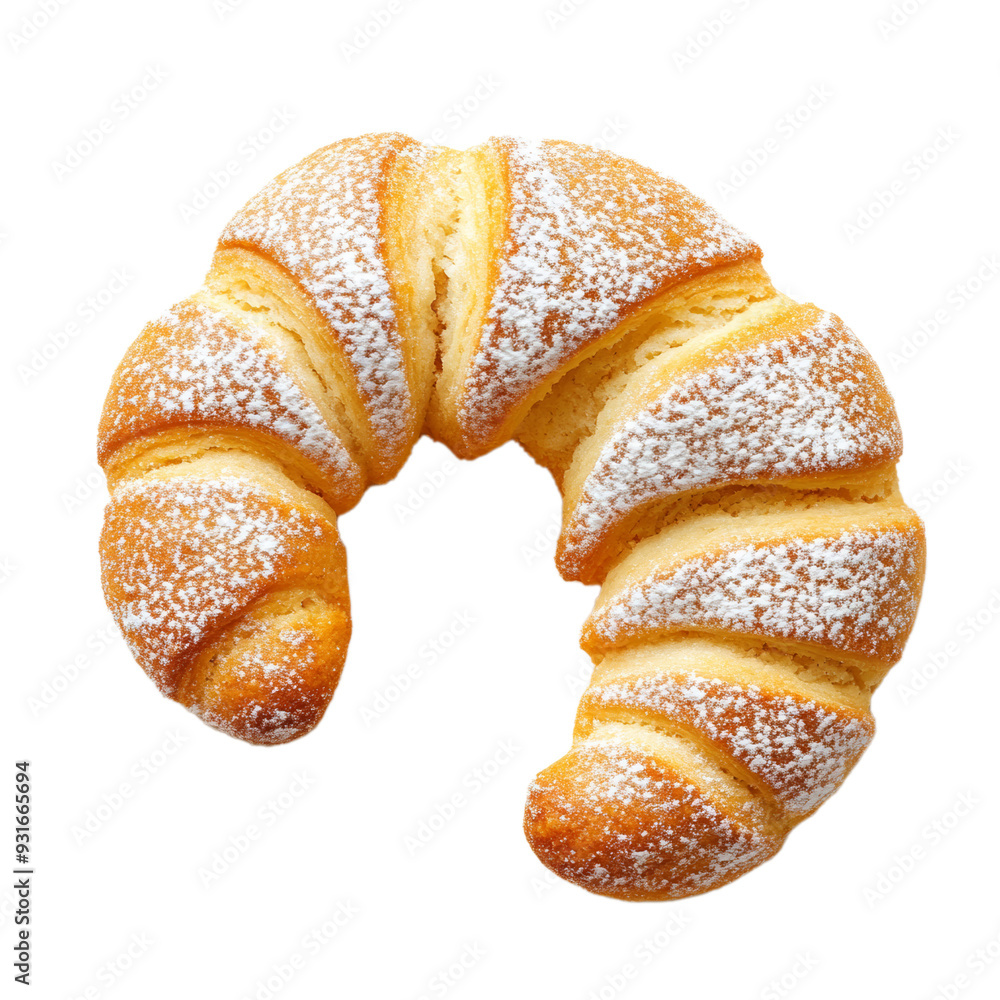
(3, 0, 998, 997)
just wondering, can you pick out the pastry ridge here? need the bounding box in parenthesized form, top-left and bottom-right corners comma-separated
(455, 137, 761, 453)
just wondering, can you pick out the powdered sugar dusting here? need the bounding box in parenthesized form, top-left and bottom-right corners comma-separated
(588, 527, 922, 661)
(220, 133, 429, 444)
(584, 675, 873, 815)
(102, 475, 335, 692)
(563, 311, 902, 569)
(100, 300, 361, 496)
(460, 138, 758, 444)
(192, 627, 327, 745)
(527, 735, 779, 897)
(97, 131, 924, 885)
(195, 701, 304, 746)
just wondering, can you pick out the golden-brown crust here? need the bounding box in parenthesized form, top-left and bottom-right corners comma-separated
(213, 133, 436, 481)
(100, 456, 350, 744)
(514, 260, 780, 485)
(524, 729, 787, 901)
(446, 138, 762, 456)
(98, 296, 365, 511)
(175, 586, 351, 746)
(97, 133, 926, 896)
(557, 303, 906, 584)
(577, 639, 876, 818)
(581, 505, 926, 664)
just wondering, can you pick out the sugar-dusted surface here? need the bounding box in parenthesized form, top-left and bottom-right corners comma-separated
(525, 735, 781, 899)
(583, 674, 873, 815)
(194, 699, 305, 746)
(562, 311, 902, 573)
(195, 625, 314, 745)
(99, 299, 362, 499)
(220, 133, 429, 445)
(587, 526, 923, 662)
(94, 131, 926, 903)
(459, 138, 759, 446)
(101, 474, 339, 694)
(190, 620, 346, 746)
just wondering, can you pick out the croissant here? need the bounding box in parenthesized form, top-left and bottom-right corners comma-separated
(98, 133, 925, 900)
